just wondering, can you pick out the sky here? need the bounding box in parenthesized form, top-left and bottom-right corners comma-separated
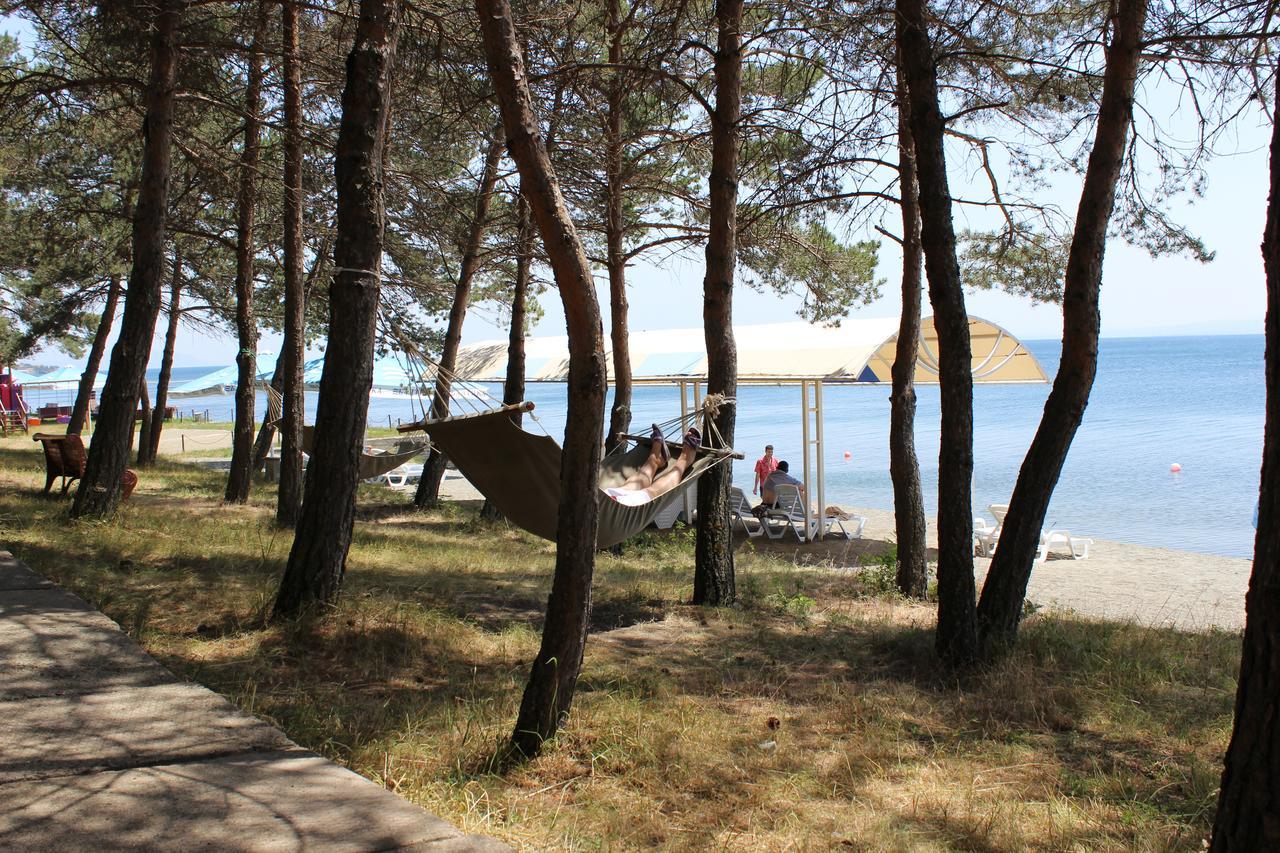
(12, 16, 1273, 371)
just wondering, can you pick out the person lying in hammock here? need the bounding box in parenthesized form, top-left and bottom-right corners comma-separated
(603, 424, 701, 507)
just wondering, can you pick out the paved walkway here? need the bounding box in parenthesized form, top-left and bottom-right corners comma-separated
(0, 549, 506, 852)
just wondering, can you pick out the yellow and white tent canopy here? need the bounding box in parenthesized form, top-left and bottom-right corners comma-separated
(453, 315, 1048, 385)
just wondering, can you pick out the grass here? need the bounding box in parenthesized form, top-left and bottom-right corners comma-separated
(0, 433, 1239, 850)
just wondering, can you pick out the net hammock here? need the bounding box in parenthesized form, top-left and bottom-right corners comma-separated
(396, 358, 739, 550)
(264, 385, 429, 480)
(300, 425, 429, 480)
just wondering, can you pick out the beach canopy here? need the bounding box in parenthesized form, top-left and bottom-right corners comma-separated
(20, 365, 88, 388)
(452, 315, 1047, 385)
(169, 364, 242, 397)
(6, 367, 44, 384)
(171, 353, 424, 398)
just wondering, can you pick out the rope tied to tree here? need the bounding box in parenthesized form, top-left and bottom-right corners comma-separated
(332, 266, 383, 284)
(700, 394, 735, 450)
(700, 393, 733, 421)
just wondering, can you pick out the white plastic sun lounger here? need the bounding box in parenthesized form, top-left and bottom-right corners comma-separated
(729, 486, 764, 538)
(974, 503, 1092, 563)
(763, 484, 866, 542)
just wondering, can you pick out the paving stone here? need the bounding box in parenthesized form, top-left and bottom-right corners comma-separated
(0, 550, 53, 590)
(0, 751, 493, 852)
(0, 681, 296, 783)
(0, 551, 510, 852)
(0, 588, 171, 699)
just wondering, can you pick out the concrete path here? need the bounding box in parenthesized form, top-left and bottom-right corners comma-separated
(0, 549, 507, 852)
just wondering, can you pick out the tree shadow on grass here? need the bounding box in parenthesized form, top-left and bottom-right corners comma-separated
(0, 467, 1231, 842)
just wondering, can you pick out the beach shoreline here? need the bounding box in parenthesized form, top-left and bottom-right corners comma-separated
(433, 471, 1250, 633)
(157, 437, 1248, 634)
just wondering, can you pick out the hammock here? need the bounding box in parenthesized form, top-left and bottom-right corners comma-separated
(400, 402, 736, 550)
(301, 426, 429, 480)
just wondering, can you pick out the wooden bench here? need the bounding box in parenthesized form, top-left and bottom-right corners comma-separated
(32, 433, 137, 499)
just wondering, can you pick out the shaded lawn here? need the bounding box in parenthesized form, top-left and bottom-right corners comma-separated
(0, 436, 1238, 850)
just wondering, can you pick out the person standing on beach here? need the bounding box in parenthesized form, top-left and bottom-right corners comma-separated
(753, 444, 778, 496)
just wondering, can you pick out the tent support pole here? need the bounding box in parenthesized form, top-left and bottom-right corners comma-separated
(801, 380, 813, 540)
(816, 380, 825, 541)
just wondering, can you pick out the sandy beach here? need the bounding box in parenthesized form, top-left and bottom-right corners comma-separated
(434, 474, 1252, 633)
(164, 433, 1249, 634)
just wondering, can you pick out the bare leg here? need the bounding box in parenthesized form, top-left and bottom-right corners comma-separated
(639, 437, 698, 500)
(618, 436, 667, 490)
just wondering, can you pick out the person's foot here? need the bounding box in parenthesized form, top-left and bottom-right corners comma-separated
(683, 426, 701, 451)
(651, 423, 670, 463)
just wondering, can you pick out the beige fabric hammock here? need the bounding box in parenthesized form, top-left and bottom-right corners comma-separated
(406, 405, 729, 549)
(301, 426, 429, 480)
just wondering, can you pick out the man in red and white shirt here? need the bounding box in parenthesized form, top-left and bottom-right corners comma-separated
(753, 444, 778, 496)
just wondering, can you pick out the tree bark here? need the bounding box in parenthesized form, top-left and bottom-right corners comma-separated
(415, 131, 504, 507)
(976, 0, 1147, 654)
(277, 0, 307, 528)
(71, 0, 179, 518)
(135, 375, 152, 466)
(476, 0, 607, 758)
(272, 0, 400, 618)
(143, 252, 182, 465)
(890, 60, 928, 600)
(1211, 72, 1280, 853)
(481, 191, 533, 522)
(226, 3, 268, 504)
(602, 0, 631, 453)
(896, 0, 977, 664)
(68, 274, 122, 436)
(692, 0, 742, 608)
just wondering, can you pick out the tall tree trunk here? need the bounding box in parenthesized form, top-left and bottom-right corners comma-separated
(602, 0, 631, 453)
(68, 274, 122, 436)
(71, 0, 179, 518)
(226, 4, 268, 504)
(272, 0, 400, 618)
(896, 0, 977, 664)
(1211, 74, 1280, 852)
(476, 0, 607, 758)
(143, 252, 182, 465)
(692, 0, 741, 608)
(890, 61, 928, 600)
(481, 192, 533, 521)
(414, 132, 504, 508)
(976, 0, 1146, 653)
(277, 0, 307, 528)
(135, 375, 152, 466)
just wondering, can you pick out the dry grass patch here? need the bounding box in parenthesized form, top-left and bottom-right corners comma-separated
(0, 435, 1236, 850)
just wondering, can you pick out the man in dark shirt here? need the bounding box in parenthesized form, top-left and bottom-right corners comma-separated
(761, 460, 804, 507)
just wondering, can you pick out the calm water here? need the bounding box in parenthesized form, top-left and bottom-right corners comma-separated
(148, 335, 1265, 558)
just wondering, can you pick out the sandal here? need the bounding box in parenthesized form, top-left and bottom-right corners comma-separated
(651, 423, 670, 463)
(683, 427, 701, 452)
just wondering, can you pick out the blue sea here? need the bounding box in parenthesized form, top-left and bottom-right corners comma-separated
(147, 335, 1263, 559)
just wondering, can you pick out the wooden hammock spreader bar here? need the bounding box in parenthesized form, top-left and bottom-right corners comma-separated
(396, 400, 536, 433)
(616, 432, 745, 461)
